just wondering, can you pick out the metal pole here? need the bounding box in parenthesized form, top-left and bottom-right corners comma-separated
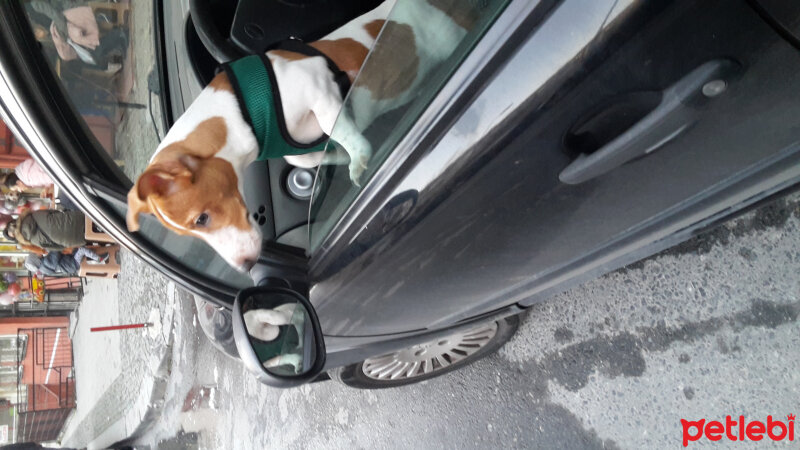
(90, 323, 152, 332)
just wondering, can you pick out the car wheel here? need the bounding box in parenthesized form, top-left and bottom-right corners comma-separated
(329, 315, 519, 389)
(194, 295, 239, 360)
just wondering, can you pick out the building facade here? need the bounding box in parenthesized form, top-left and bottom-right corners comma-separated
(0, 316, 74, 444)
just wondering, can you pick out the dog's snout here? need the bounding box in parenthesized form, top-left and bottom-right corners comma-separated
(242, 258, 257, 272)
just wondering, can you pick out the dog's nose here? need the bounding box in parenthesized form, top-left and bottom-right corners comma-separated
(241, 258, 257, 272)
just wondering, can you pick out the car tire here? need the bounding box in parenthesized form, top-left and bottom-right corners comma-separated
(194, 295, 239, 360)
(328, 314, 520, 389)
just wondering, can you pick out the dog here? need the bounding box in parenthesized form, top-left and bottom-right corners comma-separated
(243, 303, 305, 372)
(126, 0, 471, 271)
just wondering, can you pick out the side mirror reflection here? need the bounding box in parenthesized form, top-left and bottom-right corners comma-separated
(233, 287, 326, 386)
(243, 299, 313, 375)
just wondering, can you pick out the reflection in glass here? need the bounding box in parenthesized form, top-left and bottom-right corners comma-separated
(243, 294, 314, 376)
(21, 0, 252, 288)
(22, 0, 140, 161)
(309, 0, 511, 251)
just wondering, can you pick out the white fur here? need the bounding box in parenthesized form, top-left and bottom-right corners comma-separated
(279, 0, 467, 184)
(195, 224, 262, 270)
(150, 197, 261, 270)
(269, 42, 374, 183)
(148, 67, 262, 271)
(153, 87, 258, 195)
(344, 0, 467, 132)
(145, 0, 467, 269)
(243, 304, 296, 340)
(271, 0, 396, 181)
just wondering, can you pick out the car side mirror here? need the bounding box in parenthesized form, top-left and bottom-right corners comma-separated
(232, 286, 326, 387)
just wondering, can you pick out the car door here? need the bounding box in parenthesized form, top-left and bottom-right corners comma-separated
(307, 0, 800, 336)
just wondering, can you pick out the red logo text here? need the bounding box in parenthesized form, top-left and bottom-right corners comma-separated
(681, 414, 795, 447)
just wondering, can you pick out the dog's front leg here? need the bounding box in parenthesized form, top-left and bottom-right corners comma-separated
(312, 87, 372, 186)
(262, 353, 303, 373)
(333, 112, 373, 186)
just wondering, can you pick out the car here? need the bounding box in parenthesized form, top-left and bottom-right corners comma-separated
(1, 0, 799, 388)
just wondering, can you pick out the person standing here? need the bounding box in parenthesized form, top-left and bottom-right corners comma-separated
(25, 248, 107, 277)
(27, 1, 129, 70)
(7, 158, 54, 190)
(3, 209, 87, 254)
(4, 158, 81, 209)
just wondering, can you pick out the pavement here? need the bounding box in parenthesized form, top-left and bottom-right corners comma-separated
(120, 192, 799, 449)
(59, 252, 180, 450)
(58, 191, 800, 449)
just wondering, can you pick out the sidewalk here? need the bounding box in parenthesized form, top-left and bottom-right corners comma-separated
(59, 250, 178, 449)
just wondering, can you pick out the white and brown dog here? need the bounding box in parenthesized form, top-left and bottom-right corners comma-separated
(126, 0, 472, 270)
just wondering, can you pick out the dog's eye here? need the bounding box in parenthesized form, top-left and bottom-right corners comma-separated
(195, 213, 210, 227)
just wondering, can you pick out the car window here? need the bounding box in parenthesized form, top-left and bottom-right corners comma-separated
(308, 0, 511, 251)
(20, 0, 252, 288)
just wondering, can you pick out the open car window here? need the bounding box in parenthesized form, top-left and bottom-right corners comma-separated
(19, 0, 252, 288)
(309, 0, 511, 251)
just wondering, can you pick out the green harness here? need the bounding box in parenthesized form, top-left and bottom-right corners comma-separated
(223, 43, 351, 160)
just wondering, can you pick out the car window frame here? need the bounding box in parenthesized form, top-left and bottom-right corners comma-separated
(152, 0, 176, 131)
(0, 0, 241, 306)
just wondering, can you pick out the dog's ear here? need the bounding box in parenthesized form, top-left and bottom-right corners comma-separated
(178, 154, 201, 175)
(126, 161, 193, 232)
(126, 184, 149, 232)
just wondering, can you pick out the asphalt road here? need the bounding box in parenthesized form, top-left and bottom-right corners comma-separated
(135, 192, 800, 449)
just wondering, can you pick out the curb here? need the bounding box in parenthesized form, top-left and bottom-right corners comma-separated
(87, 335, 173, 450)
(82, 283, 178, 449)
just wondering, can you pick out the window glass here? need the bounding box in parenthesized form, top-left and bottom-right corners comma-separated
(0, 335, 27, 364)
(0, 366, 21, 386)
(21, 0, 252, 288)
(309, 0, 510, 251)
(0, 335, 26, 389)
(105, 201, 253, 287)
(22, 0, 162, 174)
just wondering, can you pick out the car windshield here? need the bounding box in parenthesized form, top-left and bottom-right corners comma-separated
(19, 0, 252, 287)
(308, 0, 511, 251)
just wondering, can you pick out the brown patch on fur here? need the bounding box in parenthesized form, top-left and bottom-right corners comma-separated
(154, 117, 228, 162)
(127, 155, 250, 235)
(127, 116, 245, 233)
(142, 157, 249, 235)
(269, 50, 308, 61)
(364, 19, 385, 39)
(360, 21, 419, 100)
(309, 38, 370, 82)
(426, 0, 479, 30)
(208, 71, 233, 92)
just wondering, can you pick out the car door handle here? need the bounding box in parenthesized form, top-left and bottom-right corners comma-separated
(559, 58, 741, 185)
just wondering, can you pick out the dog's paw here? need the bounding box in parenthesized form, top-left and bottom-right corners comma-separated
(262, 352, 303, 373)
(348, 143, 372, 187)
(281, 353, 304, 373)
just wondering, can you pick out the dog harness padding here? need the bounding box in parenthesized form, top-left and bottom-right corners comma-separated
(223, 42, 351, 161)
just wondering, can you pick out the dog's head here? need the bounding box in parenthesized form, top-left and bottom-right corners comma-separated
(126, 137, 261, 272)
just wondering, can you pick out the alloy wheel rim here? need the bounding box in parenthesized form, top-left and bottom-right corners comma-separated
(361, 322, 498, 381)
